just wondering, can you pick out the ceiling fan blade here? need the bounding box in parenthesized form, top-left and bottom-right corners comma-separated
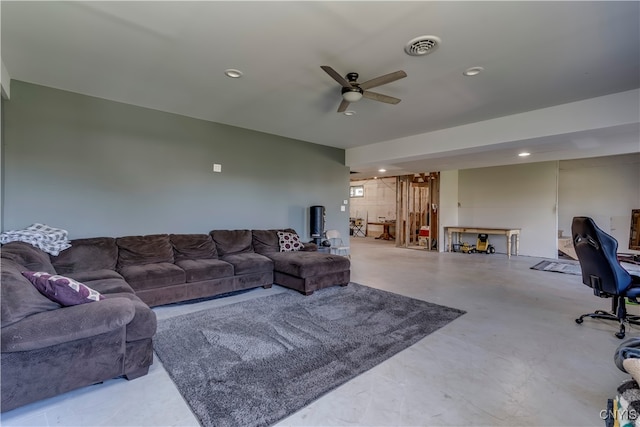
(363, 91, 401, 105)
(359, 70, 407, 91)
(337, 99, 350, 112)
(321, 66, 351, 88)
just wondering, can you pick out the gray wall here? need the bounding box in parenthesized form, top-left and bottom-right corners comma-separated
(2, 81, 350, 240)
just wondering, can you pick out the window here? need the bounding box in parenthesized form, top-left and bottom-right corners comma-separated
(350, 185, 364, 198)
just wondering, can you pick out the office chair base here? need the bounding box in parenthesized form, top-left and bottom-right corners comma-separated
(575, 310, 640, 339)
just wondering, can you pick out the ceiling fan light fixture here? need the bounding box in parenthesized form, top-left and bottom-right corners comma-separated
(342, 89, 363, 103)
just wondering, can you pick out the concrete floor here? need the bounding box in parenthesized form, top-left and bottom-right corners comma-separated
(1, 237, 633, 426)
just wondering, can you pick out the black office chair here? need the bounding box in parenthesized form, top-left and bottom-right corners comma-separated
(572, 216, 640, 339)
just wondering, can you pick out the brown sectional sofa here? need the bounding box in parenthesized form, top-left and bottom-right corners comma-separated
(1, 241, 156, 413)
(1, 228, 350, 412)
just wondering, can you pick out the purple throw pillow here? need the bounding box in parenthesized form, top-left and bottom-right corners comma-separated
(21, 271, 104, 306)
(277, 231, 304, 252)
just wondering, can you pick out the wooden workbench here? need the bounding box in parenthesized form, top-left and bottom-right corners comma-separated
(445, 226, 521, 258)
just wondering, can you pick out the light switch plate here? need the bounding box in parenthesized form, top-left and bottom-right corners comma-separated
(343, 200, 348, 205)
(340, 206, 346, 212)
(213, 164, 222, 173)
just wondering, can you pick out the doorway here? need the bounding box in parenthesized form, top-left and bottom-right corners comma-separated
(396, 173, 439, 250)
(349, 173, 440, 250)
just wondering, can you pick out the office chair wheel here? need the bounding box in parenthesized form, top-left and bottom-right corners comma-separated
(616, 324, 626, 339)
(575, 318, 584, 324)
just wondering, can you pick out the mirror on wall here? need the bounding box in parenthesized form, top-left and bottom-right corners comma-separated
(630, 209, 640, 250)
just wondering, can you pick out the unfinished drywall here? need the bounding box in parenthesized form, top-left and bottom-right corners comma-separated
(348, 177, 396, 237)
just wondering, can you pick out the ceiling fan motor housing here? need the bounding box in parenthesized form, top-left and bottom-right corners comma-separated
(341, 86, 363, 95)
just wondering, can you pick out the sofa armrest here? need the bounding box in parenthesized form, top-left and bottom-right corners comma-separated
(302, 242, 318, 251)
(1, 298, 136, 352)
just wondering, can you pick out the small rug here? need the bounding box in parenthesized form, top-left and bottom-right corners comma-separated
(531, 260, 583, 275)
(153, 283, 465, 427)
(531, 260, 640, 275)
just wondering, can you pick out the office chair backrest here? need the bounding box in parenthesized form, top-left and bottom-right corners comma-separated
(571, 216, 632, 295)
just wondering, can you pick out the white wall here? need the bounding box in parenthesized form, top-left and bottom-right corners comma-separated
(348, 153, 638, 258)
(346, 89, 640, 167)
(457, 162, 559, 258)
(438, 170, 459, 252)
(1, 59, 10, 99)
(558, 153, 640, 253)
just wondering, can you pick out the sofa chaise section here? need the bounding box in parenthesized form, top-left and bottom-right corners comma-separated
(251, 229, 350, 295)
(1, 241, 156, 412)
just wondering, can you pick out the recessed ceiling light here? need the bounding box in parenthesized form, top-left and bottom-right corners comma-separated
(344, 110, 356, 116)
(378, 168, 387, 173)
(463, 66, 484, 76)
(519, 152, 531, 157)
(224, 69, 243, 78)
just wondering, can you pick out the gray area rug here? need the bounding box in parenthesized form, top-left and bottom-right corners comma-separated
(153, 282, 466, 427)
(531, 260, 640, 275)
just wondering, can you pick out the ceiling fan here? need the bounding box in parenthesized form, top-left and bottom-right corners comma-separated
(321, 65, 407, 113)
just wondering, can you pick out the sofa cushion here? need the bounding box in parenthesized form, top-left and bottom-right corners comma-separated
(252, 229, 295, 254)
(211, 230, 253, 256)
(175, 259, 234, 283)
(1, 241, 56, 274)
(116, 234, 174, 269)
(277, 231, 304, 252)
(66, 269, 125, 283)
(1, 259, 61, 327)
(220, 253, 273, 275)
(119, 263, 186, 291)
(170, 234, 217, 260)
(51, 237, 117, 274)
(81, 277, 136, 295)
(266, 252, 351, 278)
(22, 271, 105, 306)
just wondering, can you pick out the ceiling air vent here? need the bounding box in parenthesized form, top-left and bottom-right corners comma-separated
(404, 35, 441, 56)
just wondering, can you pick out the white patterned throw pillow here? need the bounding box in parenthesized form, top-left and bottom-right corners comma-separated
(277, 231, 304, 252)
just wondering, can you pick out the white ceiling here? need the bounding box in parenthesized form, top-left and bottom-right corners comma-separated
(2, 1, 639, 178)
